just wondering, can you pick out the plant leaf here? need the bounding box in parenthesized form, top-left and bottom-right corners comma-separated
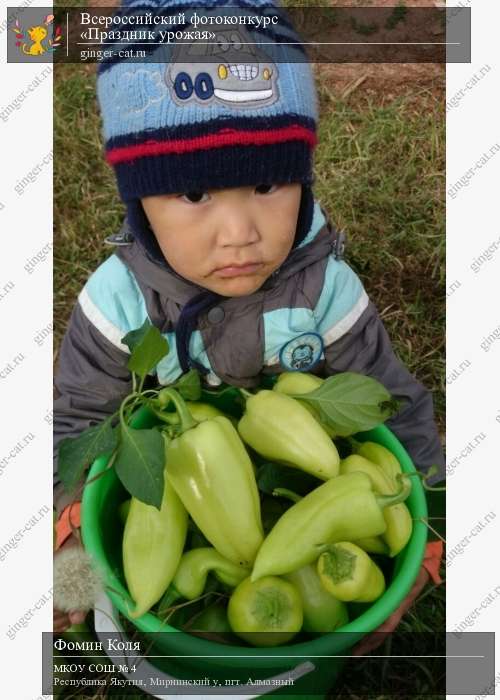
(114, 425, 165, 508)
(121, 319, 151, 353)
(122, 320, 169, 380)
(298, 372, 398, 437)
(173, 369, 202, 401)
(58, 416, 118, 493)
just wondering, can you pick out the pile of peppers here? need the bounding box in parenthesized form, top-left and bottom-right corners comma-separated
(119, 373, 414, 646)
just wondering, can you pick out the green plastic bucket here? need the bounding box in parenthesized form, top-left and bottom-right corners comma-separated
(81, 392, 427, 698)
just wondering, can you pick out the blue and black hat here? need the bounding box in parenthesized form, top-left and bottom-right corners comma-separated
(96, 0, 319, 260)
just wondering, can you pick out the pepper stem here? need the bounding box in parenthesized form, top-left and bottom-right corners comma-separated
(238, 388, 253, 400)
(272, 487, 302, 503)
(147, 405, 180, 425)
(404, 468, 446, 492)
(376, 473, 412, 509)
(157, 388, 197, 434)
(318, 544, 355, 584)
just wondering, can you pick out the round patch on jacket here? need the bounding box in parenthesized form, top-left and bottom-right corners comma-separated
(279, 333, 324, 372)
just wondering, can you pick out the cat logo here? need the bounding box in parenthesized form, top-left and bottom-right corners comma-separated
(11, 14, 62, 56)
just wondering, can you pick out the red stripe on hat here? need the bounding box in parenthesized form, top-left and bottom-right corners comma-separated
(106, 124, 317, 165)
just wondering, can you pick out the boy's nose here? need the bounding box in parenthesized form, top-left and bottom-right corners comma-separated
(217, 215, 260, 248)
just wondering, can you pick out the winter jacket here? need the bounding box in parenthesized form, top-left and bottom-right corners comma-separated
(54, 201, 445, 513)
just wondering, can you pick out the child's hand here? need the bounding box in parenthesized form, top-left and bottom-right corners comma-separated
(53, 533, 90, 633)
(351, 565, 430, 656)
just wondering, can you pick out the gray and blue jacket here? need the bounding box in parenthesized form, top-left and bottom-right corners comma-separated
(54, 202, 445, 512)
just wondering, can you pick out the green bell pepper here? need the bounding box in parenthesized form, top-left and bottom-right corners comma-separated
(163, 389, 264, 567)
(317, 541, 385, 603)
(274, 371, 324, 394)
(227, 576, 303, 647)
(352, 440, 411, 489)
(284, 564, 348, 633)
(184, 601, 233, 635)
(160, 401, 226, 424)
(354, 536, 389, 556)
(123, 471, 188, 619)
(273, 372, 336, 437)
(171, 547, 250, 601)
(340, 454, 412, 557)
(238, 389, 340, 481)
(251, 471, 411, 581)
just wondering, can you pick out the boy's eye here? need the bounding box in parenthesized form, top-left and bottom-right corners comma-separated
(181, 192, 208, 204)
(255, 184, 278, 195)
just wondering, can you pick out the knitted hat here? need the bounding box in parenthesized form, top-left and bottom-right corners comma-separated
(96, 0, 319, 261)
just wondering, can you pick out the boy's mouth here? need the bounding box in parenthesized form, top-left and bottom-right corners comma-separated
(212, 262, 263, 278)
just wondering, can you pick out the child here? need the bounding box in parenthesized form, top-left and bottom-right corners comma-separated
(54, 0, 444, 640)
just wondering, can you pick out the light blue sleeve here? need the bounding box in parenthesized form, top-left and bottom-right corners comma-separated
(313, 257, 370, 346)
(78, 254, 210, 385)
(78, 254, 149, 353)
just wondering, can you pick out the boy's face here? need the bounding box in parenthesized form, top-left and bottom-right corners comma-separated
(141, 183, 302, 297)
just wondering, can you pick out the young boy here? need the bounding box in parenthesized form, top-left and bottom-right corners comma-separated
(54, 0, 444, 643)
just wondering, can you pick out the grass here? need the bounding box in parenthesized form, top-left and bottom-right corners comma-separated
(314, 83, 445, 426)
(54, 65, 124, 360)
(54, 63, 445, 699)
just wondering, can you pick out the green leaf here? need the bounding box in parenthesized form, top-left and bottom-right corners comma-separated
(122, 320, 169, 380)
(173, 369, 202, 401)
(58, 416, 118, 493)
(114, 425, 165, 508)
(121, 319, 151, 353)
(299, 372, 398, 437)
(257, 462, 321, 498)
